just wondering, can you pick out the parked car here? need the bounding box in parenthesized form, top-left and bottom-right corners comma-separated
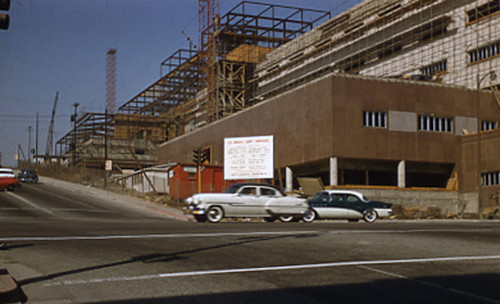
(0, 168, 15, 178)
(17, 168, 39, 183)
(184, 183, 312, 223)
(0, 168, 19, 191)
(303, 190, 393, 223)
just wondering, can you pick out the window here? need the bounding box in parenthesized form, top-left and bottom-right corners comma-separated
(346, 195, 361, 203)
(468, 41, 500, 63)
(363, 111, 387, 128)
(482, 171, 500, 186)
(420, 60, 447, 76)
(240, 187, 257, 195)
(418, 115, 453, 133)
(482, 120, 500, 131)
(467, 0, 500, 23)
(261, 188, 278, 196)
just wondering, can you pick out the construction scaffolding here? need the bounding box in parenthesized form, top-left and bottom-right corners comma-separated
(56, 0, 500, 169)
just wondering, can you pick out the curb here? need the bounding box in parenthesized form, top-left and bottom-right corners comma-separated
(0, 268, 19, 303)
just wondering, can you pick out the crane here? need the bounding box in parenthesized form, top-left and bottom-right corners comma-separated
(45, 91, 59, 158)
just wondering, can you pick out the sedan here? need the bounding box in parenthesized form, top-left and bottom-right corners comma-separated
(184, 183, 312, 223)
(303, 190, 393, 223)
(17, 168, 39, 183)
(0, 176, 19, 191)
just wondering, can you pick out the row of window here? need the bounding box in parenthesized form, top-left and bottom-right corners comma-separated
(467, 0, 500, 23)
(363, 112, 500, 133)
(482, 120, 500, 131)
(469, 40, 500, 64)
(418, 115, 453, 133)
(482, 171, 500, 186)
(363, 112, 453, 133)
(421, 60, 447, 76)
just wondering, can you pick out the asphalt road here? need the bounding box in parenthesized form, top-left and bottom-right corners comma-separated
(1, 181, 499, 303)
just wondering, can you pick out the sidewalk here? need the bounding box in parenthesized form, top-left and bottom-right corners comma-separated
(0, 261, 19, 302)
(38, 176, 193, 222)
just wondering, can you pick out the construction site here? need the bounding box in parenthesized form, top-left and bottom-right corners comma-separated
(51, 0, 500, 215)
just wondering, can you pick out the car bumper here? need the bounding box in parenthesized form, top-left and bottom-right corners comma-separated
(183, 206, 206, 216)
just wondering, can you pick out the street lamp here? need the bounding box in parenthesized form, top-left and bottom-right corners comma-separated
(476, 70, 496, 217)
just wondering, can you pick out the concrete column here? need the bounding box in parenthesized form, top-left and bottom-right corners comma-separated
(330, 157, 338, 186)
(398, 160, 406, 188)
(285, 167, 293, 193)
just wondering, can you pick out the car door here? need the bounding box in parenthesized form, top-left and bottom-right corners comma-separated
(228, 186, 260, 216)
(344, 194, 365, 218)
(310, 192, 346, 218)
(326, 194, 349, 218)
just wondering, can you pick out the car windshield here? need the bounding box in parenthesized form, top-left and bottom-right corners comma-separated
(224, 184, 241, 194)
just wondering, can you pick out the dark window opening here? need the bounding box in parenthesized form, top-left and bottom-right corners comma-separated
(467, 0, 500, 23)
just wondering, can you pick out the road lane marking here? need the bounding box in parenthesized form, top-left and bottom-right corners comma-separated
(44, 255, 500, 287)
(0, 228, 494, 242)
(0, 231, 318, 242)
(359, 265, 500, 304)
(6, 192, 58, 217)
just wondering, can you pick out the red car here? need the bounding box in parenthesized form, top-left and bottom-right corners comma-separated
(0, 168, 19, 191)
(0, 176, 19, 191)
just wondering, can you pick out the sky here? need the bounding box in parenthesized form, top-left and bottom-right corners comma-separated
(0, 0, 361, 167)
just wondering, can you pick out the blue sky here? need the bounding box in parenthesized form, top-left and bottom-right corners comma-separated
(0, 0, 360, 167)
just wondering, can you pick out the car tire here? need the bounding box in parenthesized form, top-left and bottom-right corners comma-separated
(302, 209, 316, 223)
(207, 206, 224, 223)
(7, 185, 14, 191)
(363, 209, 378, 223)
(194, 215, 207, 223)
(278, 215, 295, 222)
(264, 217, 277, 222)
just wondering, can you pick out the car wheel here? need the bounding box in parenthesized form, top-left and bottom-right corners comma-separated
(7, 185, 14, 191)
(363, 209, 378, 223)
(278, 215, 295, 222)
(302, 210, 316, 223)
(194, 215, 207, 223)
(207, 206, 224, 223)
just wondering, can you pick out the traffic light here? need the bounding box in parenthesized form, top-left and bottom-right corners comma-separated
(0, 0, 10, 30)
(192, 148, 201, 165)
(200, 149, 207, 164)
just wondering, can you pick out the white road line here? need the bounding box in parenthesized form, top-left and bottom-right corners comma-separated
(6, 192, 58, 217)
(0, 231, 317, 242)
(0, 228, 494, 242)
(44, 255, 500, 287)
(359, 265, 500, 304)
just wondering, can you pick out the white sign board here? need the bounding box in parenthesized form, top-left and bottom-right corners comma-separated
(105, 160, 113, 171)
(224, 135, 274, 180)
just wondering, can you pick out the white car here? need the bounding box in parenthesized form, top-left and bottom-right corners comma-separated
(184, 183, 312, 223)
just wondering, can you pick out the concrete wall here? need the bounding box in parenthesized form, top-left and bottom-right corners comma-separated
(159, 73, 499, 167)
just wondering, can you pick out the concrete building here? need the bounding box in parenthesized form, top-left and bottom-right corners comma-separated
(159, 73, 500, 214)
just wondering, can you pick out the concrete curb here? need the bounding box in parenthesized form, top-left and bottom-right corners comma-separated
(0, 266, 19, 303)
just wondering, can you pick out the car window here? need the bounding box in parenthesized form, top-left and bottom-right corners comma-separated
(346, 195, 361, 203)
(260, 187, 280, 197)
(239, 187, 257, 195)
(331, 194, 343, 201)
(314, 192, 330, 201)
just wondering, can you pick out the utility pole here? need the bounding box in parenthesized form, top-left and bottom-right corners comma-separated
(28, 125, 32, 163)
(71, 102, 79, 166)
(36, 113, 39, 163)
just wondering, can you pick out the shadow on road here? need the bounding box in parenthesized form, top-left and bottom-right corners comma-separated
(81, 273, 500, 304)
(17, 232, 320, 287)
